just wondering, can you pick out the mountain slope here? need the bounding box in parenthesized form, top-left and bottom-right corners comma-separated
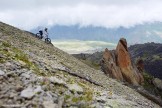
(129, 42, 162, 80)
(0, 22, 160, 107)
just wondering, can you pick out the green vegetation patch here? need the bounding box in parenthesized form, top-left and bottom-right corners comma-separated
(143, 72, 154, 88)
(2, 41, 11, 47)
(0, 41, 42, 75)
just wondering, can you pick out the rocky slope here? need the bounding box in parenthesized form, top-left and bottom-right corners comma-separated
(0, 21, 161, 107)
(129, 42, 162, 80)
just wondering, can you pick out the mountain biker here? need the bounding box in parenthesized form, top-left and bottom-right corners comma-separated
(39, 29, 43, 37)
(43, 28, 48, 39)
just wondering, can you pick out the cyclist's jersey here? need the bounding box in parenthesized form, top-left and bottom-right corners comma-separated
(39, 30, 43, 36)
(43, 30, 48, 38)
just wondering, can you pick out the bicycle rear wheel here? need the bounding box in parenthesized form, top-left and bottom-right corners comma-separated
(45, 38, 51, 44)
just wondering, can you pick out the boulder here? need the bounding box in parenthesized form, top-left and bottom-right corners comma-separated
(43, 101, 58, 108)
(0, 70, 5, 76)
(20, 87, 35, 99)
(49, 76, 66, 85)
(67, 83, 83, 93)
(20, 86, 43, 99)
(153, 78, 162, 91)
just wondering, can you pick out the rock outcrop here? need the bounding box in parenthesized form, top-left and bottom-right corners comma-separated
(101, 48, 123, 81)
(101, 38, 144, 86)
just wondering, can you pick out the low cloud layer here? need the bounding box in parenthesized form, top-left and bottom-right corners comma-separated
(0, 0, 162, 30)
(52, 40, 116, 54)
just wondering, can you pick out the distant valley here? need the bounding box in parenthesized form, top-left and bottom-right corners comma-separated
(52, 40, 116, 54)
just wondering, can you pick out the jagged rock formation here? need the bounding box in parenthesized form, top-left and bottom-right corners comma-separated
(101, 38, 144, 86)
(101, 48, 123, 81)
(116, 38, 144, 85)
(0, 22, 161, 107)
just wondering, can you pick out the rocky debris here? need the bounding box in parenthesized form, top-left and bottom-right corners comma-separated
(20, 86, 35, 99)
(67, 83, 83, 93)
(153, 78, 162, 91)
(94, 91, 110, 103)
(15, 84, 24, 92)
(43, 101, 58, 108)
(50, 76, 66, 85)
(0, 70, 5, 75)
(137, 87, 162, 106)
(101, 38, 144, 85)
(51, 64, 68, 72)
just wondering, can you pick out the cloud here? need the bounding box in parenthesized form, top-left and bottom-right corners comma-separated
(52, 40, 116, 54)
(0, 0, 162, 30)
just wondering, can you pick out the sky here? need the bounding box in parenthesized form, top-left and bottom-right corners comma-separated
(1, 0, 162, 30)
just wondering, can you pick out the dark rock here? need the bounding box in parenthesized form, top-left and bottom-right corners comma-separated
(153, 78, 162, 91)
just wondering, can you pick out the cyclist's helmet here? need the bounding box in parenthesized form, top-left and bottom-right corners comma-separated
(45, 28, 48, 31)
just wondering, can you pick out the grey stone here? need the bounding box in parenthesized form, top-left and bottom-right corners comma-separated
(153, 78, 162, 90)
(49, 77, 66, 85)
(34, 86, 42, 93)
(67, 83, 83, 93)
(8, 77, 15, 82)
(20, 87, 35, 99)
(51, 64, 68, 71)
(15, 84, 24, 92)
(43, 101, 58, 108)
(21, 73, 30, 79)
(94, 91, 109, 103)
(0, 70, 5, 76)
(9, 93, 17, 98)
(58, 96, 64, 108)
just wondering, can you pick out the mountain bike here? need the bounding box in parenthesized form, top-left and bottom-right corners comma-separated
(35, 30, 43, 39)
(45, 37, 51, 44)
(35, 30, 51, 44)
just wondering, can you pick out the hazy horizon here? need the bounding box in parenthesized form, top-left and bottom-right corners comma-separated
(52, 39, 116, 54)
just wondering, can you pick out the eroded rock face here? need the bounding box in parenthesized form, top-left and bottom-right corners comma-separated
(101, 48, 123, 81)
(101, 38, 144, 85)
(116, 38, 141, 85)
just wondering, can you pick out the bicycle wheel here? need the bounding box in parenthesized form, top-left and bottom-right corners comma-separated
(36, 33, 43, 39)
(45, 38, 51, 44)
